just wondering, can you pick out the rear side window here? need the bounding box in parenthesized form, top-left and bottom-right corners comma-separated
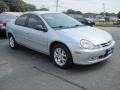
(15, 14, 29, 26)
(27, 15, 45, 29)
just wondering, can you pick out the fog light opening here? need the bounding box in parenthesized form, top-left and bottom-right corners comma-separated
(90, 56, 98, 61)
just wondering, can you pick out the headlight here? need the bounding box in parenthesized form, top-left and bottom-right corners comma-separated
(80, 39, 98, 49)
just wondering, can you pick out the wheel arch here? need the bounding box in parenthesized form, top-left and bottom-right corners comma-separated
(49, 41, 72, 57)
(7, 32, 16, 39)
(7, 32, 13, 38)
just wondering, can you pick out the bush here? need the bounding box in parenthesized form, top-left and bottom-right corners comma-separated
(0, 0, 9, 13)
(0, 0, 36, 12)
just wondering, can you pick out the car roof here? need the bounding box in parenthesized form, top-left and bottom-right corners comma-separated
(23, 11, 60, 15)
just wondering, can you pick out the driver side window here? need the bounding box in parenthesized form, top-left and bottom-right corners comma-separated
(27, 14, 45, 29)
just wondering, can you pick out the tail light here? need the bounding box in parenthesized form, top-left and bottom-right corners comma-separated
(0, 21, 4, 29)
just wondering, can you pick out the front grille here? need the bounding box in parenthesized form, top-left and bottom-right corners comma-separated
(100, 41, 112, 47)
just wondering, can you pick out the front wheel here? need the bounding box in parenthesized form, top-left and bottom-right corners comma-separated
(9, 35, 18, 49)
(51, 44, 73, 69)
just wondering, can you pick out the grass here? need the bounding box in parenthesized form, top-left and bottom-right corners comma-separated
(95, 22, 120, 27)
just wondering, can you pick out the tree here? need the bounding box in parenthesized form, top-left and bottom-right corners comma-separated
(66, 9, 82, 15)
(1, 0, 36, 12)
(37, 8, 49, 11)
(0, 0, 9, 13)
(22, 3, 36, 11)
(66, 9, 75, 14)
(84, 13, 97, 18)
(117, 12, 120, 19)
(100, 12, 116, 16)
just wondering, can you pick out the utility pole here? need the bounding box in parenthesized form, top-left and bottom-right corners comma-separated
(103, 3, 106, 18)
(56, 0, 59, 12)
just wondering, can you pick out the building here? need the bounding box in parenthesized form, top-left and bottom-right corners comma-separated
(108, 16, 118, 22)
(95, 14, 118, 22)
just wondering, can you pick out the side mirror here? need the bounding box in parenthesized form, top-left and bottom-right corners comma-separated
(35, 25, 47, 32)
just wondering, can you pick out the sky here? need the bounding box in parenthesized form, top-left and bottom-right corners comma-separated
(24, 0, 120, 13)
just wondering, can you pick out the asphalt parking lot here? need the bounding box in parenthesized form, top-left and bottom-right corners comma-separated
(0, 27, 120, 90)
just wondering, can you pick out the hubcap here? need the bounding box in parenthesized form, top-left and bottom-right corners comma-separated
(9, 37, 14, 48)
(54, 48, 67, 66)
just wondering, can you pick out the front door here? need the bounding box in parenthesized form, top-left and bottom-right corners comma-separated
(25, 14, 48, 53)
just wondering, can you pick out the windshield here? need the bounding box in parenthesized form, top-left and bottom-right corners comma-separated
(41, 13, 84, 29)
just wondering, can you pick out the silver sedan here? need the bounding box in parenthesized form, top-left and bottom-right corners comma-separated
(6, 11, 115, 68)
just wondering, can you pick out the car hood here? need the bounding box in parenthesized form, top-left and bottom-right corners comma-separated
(57, 26, 112, 45)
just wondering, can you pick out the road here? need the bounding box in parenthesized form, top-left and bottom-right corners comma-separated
(0, 27, 120, 90)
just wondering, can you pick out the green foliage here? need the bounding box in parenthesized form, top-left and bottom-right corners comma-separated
(117, 11, 120, 19)
(96, 22, 120, 27)
(65, 9, 117, 18)
(100, 12, 116, 16)
(0, 0, 9, 13)
(66, 9, 82, 15)
(37, 8, 49, 11)
(0, 0, 36, 12)
(84, 13, 98, 18)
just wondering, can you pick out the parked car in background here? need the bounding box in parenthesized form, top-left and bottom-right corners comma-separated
(99, 18, 105, 22)
(1, 12, 22, 16)
(0, 13, 17, 36)
(6, 11, 115, 68)
(113, 19, 120, 25)
(78, 18, 95, 26)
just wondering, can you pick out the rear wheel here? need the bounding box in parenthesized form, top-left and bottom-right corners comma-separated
(9, 35, 18, 49)
(51, 44, 73, 69)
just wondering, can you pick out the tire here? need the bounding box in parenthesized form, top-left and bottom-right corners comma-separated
(9, 35, 18, 49)
(51, 44, 73, 69)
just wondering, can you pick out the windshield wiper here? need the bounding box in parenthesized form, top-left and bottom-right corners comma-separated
(71, 24, 85, 28)
(52, 26, 69, 29)
(52, 25, 85, 29)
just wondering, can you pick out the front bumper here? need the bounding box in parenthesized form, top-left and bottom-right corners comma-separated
(72, 40, 115, 65)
